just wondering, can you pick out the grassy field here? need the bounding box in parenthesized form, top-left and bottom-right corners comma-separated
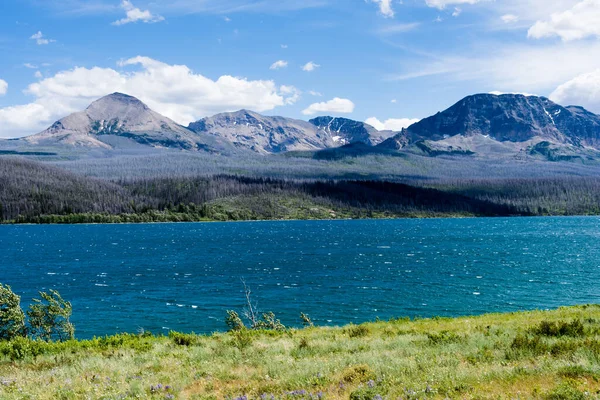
(2, 305, 600, 399)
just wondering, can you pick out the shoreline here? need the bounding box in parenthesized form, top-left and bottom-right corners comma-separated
(2, 304, 600, 399)
(3, 212, 600, 226)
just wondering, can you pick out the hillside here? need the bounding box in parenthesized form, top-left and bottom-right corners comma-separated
(1, 305, 599, 399)
(22, 93, 231, 153)
(379, 93, 600, 160)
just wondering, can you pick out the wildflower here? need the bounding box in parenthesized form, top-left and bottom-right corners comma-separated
(367, 380, 375, 388)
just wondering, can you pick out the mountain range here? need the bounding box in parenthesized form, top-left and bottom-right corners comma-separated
(6, 92, 600, 161)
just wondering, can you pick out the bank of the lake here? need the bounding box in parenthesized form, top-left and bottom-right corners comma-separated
(2, 305, 600, 399)
(3, 217, 600, 338)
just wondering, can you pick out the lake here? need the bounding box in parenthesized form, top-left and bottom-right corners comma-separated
(1, 217, 599, 338)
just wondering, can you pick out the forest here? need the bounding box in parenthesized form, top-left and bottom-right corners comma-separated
(2, 152, 600, 223)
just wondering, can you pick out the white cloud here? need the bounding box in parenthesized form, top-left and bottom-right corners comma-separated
(281, 44, 288, 49)
(550, 69, 600, 112)
(112, 0, 164, 26)
(24, 63, 38, 69)
(369, 0, 394, 18)
(365, 117, 419, 131)
(0, 56, 300, 138)
(501, 14, 519, 23)
(425, 0, 483, 10)
(30, 31, 55, 45)
(391, 99, 397, 103)
(452, 7, 462, 17)
(528, 0, 600, 41)
(302, 61, 320, 72)
(377, 22, 420, 35)
(0, 80, 7, 96)
(390, 40, 600, 94)
(279, 85, 301, 105)
(308, 90, 322, 97)
(302, 97, 355, 115)
(34, 71, 43, 79)
(270, 60, 288, 70)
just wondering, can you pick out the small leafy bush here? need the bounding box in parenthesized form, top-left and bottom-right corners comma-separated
(342, 364, 376, 383)
(169, 331, 199, 346)
(0, 284, 26, 340)
(544, 381, 587, 400)
(230, 329, 254, 351)
(427, 330, 461, 345)
(346, 324, 370, 338)
(226, 310, 245, 332)
(27, 290, 74, 342)
(531, 320, 585, 337)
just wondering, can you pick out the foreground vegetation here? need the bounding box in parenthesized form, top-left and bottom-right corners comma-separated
(2, 305, 600, 399)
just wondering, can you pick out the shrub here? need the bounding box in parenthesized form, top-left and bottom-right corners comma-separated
(230, 329, 254, 351)
(427, 330, 461, 345)
(0, 284, 26, 340)
(300, 312, 314, 327)
(544, 381, 587, 400)
(346, 324, 370, 338)
(27, 290, 74, 342)
(169, 331, 199, 346)
(342, 364, 376, 383)
(225, 310, 245, 332)
(255, 312, 286, 331)
(532, 320, 585, 337)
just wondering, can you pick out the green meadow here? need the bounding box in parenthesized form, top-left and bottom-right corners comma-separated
(2, 305, 600, 399)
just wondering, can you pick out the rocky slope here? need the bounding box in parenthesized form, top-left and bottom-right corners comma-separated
(188, 112, 394, 154)
(188, 110, 332, 154)
(379, 94, 600, 155)
(24, 93, 230, 153)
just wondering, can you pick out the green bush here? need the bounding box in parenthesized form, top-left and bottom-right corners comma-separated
(225, 310, 245, 332)
(27, 290, 74, 342)
(169, 331, 199, 346)
(0, 284, 26, 340)
(346, 324, 370, 338)
(532, 320, 585, 337)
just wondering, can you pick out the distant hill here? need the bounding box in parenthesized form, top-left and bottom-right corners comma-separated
(23, 93, 231, 153)
(379, 94, 600, 160)
(188, 112, 394, 154)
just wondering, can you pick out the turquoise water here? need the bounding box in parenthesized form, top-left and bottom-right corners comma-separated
(1, 217, 599, 338)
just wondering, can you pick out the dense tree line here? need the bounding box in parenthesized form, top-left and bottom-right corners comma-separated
(3, 156, 600, 223)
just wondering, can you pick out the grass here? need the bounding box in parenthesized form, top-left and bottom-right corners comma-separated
(2, 305, 600, 399)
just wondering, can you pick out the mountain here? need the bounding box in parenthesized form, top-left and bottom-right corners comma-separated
(24, 93, 230, 153)
(379, 94, 600, 157)
(308, 116, 396, 146)
(188, 110, 332, 154)
(188, 112, 395, 154)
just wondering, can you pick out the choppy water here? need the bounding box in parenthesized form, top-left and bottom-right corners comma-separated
(1, 217, 599, 338)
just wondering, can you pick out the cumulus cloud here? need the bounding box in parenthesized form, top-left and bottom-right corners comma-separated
(368, 0, 394, 18)
(270, 60, 288, 70)
(0, 80, 7, 96)
(0, 56, 300, 138)
(550, 70, 600, 112)
(501, 14, 519, 23)
(528, 0, 600, 41)
(302, 61, 320, 72)
(425, 0, 483, 9)
(365, 117, 419, 131)
(30, 31, 55, 45)
(112, 0, 164, 26)
(302, 97, 355, 115)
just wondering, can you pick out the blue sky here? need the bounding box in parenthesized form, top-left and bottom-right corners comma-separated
(1, 0, 600, 137)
